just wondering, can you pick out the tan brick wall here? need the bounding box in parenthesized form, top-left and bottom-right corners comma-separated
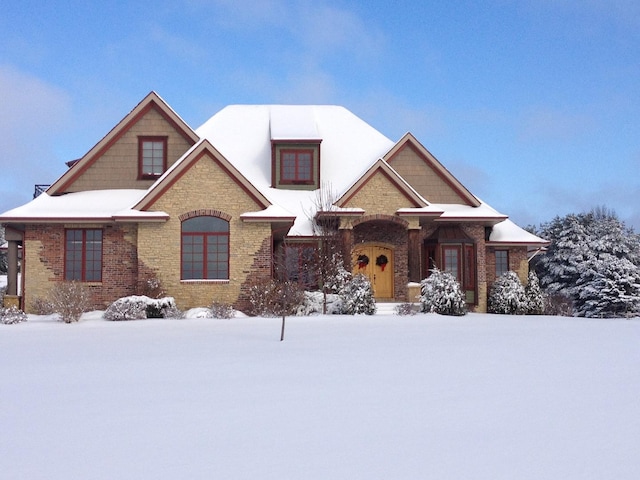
(138, 152, 273, 310)
(67, 107, 193, 192)
(343, 172, 412, 214)
(388, 145, 467, 204)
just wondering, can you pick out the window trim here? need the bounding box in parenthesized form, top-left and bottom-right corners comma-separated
(64, 228, 103, 282)
(279, 148, 315, 185)
(180, 216, 230, 280)
(138, 136, 168, 180)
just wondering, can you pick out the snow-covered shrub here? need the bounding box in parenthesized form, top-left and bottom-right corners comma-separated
(30, 296, 56, 315)
(50, 281, 91, 323)
(298, 291, 343, 315)
(325, 261, 352, 294)
(340, 273, 376, 315)
(0, 305, 27, 325)
(395, 303, 417, 316)
(525, 271, 545, 315)
(104, 296, 180, 320)
(211, 301, 235, 319)
(488, 271, 527, 315)
(420, 268, 467, 316)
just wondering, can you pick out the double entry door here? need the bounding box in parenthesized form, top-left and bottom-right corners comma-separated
(352, 245, 394, 299)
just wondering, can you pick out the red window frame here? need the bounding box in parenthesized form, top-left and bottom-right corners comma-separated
(442, 245, 462, 281)
(280, 149, 314, 184)
(181, 216, 229, 280)
(138, 136, 167, 180)
(64, 229, 103, 282)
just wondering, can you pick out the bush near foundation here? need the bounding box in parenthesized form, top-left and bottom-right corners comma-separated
(420, 269, 467, 316)
(0, 305, 27, 325)
(51, 281, 92, 323)
(104, 296, 182, 320)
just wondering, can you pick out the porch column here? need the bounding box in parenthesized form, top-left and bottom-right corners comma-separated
(6, 240, 19, 296)
(408, 228, 422, 282)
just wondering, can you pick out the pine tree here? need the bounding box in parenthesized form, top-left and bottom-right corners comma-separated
(534, 208, 640, 317)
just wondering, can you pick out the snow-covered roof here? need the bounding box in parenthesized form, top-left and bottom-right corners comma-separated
(489, 219, 548, 245)
(0, 190, 168, 222)
(0, 101, 547, 245)
(196, 105, 397, 236)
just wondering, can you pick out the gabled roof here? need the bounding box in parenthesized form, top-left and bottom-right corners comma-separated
(47, 91, 199, 195)
(134, 139, 272, 211)
(336, 159, 428, 209)
(384, 132, 481, 207)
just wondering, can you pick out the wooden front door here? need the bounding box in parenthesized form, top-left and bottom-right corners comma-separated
(352, 245, 394, 299)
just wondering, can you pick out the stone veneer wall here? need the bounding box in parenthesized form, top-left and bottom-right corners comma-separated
(23, 223, 139, 312)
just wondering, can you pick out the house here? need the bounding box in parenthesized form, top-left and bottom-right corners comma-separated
(0, 92, 547, 313)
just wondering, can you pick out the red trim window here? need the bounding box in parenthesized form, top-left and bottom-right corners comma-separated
(181, 216, 229, 280)
(280, 149, 313, 184)
(139, 136, 167, 179)
(442, 245, 462, 281)
(65, 229, 102, 281)
(495, 250, 509, 277)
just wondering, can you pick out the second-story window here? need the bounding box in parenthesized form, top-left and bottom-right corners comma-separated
(139, 136, 167, 179)
(280, 149, 314, 184)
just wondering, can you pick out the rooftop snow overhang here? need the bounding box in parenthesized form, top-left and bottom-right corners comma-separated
(0, 190, 169, 225)
(240, 204, 296, 223)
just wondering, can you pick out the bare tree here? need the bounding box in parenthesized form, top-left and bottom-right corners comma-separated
(307, 182, 349, 313)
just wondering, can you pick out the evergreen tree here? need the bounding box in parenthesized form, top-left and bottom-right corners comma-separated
(340, 274, 376, 315)
(534, 207, 640, 317)
(525, 271, 545, 315)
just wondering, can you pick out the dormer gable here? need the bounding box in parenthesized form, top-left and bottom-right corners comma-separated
(384, 133, 481, 207)
(48, 91, 199, 195)
(269, 106, 322, 190)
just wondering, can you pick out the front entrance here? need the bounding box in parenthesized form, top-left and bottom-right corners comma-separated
(352, 245, 394, 299)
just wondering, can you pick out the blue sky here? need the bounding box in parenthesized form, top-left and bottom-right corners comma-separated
(1, 0, 639, 230)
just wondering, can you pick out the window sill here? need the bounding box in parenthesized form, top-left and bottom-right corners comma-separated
(180, 279, 230, 284)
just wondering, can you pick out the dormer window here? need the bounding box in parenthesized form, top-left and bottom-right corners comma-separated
(271, 141, 321, 190)
(139, 136, 167, 179)
(281, 149, 313, 184)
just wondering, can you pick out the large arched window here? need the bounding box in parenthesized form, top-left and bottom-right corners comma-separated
(181, 216, 229, 280)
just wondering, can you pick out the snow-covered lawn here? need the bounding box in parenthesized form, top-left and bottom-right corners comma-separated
(1, 312, 639, 480)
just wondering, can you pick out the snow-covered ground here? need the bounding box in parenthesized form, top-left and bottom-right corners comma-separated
(1, 312, 639, 480)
